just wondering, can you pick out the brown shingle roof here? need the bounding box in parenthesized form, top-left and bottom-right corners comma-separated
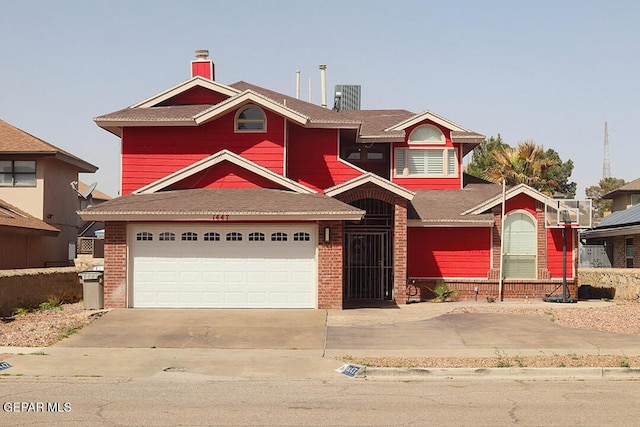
(409, 181, 502, 224)
(93, 105, 212, 123)
(603, 178, 640, 199)
(79, 188, 364, 220)
(0, 199, 59, 235)
(0, 119, 97, 173)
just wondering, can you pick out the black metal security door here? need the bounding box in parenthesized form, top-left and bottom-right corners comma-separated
(344, 230, 392, 300)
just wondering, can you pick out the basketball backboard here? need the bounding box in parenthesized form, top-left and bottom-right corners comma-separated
(544, 198, 592, 229)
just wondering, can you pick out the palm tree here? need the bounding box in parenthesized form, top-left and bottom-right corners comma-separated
(485, 141, 561, 194)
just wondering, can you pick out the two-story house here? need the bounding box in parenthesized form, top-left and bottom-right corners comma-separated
(582, 178, 640, 268)
(0, 119, 98, 268)
(80, 51, 581, 309)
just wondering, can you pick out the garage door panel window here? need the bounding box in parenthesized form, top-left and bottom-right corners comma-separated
(249, 232, 265, 241)
(159, 232, 175, 241)
(294, 232, 310, 242)
(226, 232, 243, 241)
(136, 232, 153, 241)
(182, 232, 198, 241)
(271, 232, 288, 242)
(204, 232, 220, 242)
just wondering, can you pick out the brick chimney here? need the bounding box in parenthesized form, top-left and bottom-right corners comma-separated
(191, 49, 214, 80)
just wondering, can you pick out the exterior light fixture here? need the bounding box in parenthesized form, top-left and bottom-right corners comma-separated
(324, 227, 331, 242)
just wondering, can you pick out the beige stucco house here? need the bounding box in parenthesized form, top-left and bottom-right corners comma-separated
(0, 119, 97, 268)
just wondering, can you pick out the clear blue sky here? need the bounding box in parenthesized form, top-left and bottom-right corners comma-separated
(1, 0, 638, 198)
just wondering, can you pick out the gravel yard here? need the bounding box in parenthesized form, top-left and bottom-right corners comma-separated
(2, 300, 640, 368)
(0, 303, 101, 347)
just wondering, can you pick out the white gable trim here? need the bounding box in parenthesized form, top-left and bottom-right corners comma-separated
(462, 183, 549, 215)
(131, 76, 241, 108)
(194, 90, 309, 126)
(324, 172, 415, 200)
(133, 149, 317, 195)
(385, 110, 470, 132)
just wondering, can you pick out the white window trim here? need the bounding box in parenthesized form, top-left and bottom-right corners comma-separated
(394, 147, 458, 178)
(408, 124, 446, 145)
(234, 105, 267, 133)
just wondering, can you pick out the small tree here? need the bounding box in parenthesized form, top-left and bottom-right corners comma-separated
(585, 177, 626, 218)
(467, 137, 576, 197)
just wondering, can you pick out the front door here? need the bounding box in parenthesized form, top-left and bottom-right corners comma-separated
(344, 230, 392, 300)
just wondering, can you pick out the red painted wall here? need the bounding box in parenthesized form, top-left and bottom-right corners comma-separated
(506, 193, 536, 215)
(391, 122, 462, 190)
(407, 227, 491, 278)
(287, 124, 362, 191)
(158, 86, 229, 105)
(166, 161, 286, 190)
(121, 109, 284, 195)
(546, 227, 574, 279)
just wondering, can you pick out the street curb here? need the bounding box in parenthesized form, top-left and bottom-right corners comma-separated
(358, 366, 640, 380)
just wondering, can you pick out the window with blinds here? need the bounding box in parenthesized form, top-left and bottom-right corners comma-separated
(394, 148, 457, 177)
(503, 212, 537, 279)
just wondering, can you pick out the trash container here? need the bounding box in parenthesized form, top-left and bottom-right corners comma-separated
(78, 271, 104, 309)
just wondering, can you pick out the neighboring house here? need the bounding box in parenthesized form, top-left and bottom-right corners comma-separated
(581, 178, 640, 268)
(0, 119, 98, 268)
(80, 51, 582, 309)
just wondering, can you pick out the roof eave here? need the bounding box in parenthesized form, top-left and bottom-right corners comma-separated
(78, 212, 364, 222)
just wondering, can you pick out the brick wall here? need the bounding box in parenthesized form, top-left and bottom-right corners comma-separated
(104, 222, 127, 308)
(317, 220, 343, 309)
(408, 278, 578, 302)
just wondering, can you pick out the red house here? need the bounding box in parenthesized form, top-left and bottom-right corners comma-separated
(81, 51, 581, 309)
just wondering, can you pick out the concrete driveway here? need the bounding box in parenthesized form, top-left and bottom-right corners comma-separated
(55, 309, 327, 349)
(55, 301, 640, 358)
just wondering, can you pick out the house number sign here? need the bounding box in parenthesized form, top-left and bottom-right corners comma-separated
(212, 214, 230, 221)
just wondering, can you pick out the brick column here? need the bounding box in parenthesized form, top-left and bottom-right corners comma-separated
(317, 221, 343, 309)
(393, 199, 407, 304)
(536, 202, 551, 279)
(104, 222, 127, 308)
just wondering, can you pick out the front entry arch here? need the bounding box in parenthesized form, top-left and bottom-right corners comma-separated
(343, 198, 393, 302)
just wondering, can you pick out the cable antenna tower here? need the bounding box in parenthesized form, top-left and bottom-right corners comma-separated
(603, 121, 611, 179)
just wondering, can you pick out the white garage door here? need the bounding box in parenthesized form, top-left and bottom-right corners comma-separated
(130, 224, 317, 308)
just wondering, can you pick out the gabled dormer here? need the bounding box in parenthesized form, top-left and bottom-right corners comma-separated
(387, 111, 484, 190)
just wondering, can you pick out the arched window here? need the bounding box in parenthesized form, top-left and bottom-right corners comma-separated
(249, 232, 265, 242)
(503, 211, 537, 278)
(181, 232, 198, 241)
(159, 232, 175, 241)
(235, 106, 266, 132)
(271, 232, 288, 242)
(408, 125, 445, 145)
(204, 232, 220, 242)
(136, 232, 153, 241)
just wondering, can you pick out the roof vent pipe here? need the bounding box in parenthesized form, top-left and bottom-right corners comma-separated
(319, 64, 327, 108)
(296, 70, 300, 99)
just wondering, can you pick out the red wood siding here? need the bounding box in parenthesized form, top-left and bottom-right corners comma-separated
(546, 227, 574, 279)
(166, 161, 286, 190)
(391, 121, 462, 190)
(191, 61, 213, 80)
(287, 124, 361, 191)
(505, 193, 536, 214)
(407, 227, 491, 278)
(158, 86, 229, 105)
(121, 110, 284, 195)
